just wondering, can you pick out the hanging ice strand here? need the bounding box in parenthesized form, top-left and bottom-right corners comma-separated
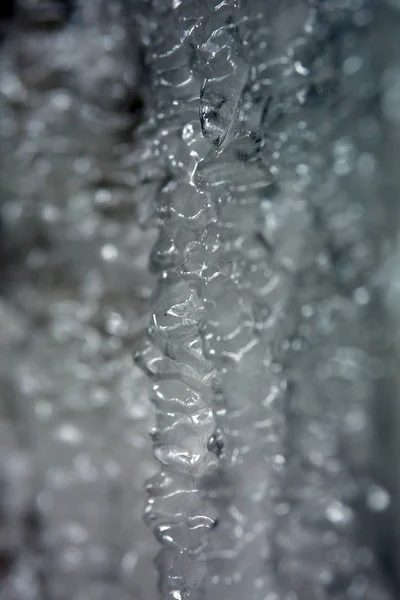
(133, 1, 248, 597)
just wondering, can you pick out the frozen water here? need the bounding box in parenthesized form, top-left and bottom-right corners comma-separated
(0, 2, 158, 599)
(1, 0, 400, 599)
(134, 0, 400, 598)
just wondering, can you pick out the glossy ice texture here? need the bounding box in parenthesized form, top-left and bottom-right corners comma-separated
(134, 0, 400, 599)
(1, 1, 400, 599)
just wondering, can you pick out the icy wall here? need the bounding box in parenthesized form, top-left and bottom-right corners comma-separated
(133, 0, 400, 598)
(1, 1, 400, 600)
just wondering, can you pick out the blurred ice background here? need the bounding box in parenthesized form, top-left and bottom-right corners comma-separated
(0, 2, 158, 599)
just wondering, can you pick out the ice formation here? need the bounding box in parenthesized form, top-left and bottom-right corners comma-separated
(0, 2, 158, 599)
(1, 0, 400, 599)
(133, 0, 400, 598)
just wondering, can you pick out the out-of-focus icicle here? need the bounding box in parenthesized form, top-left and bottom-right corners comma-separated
(0, 2, 159, 599)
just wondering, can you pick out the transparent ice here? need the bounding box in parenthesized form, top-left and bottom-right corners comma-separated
(1, 1, 400, 600)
